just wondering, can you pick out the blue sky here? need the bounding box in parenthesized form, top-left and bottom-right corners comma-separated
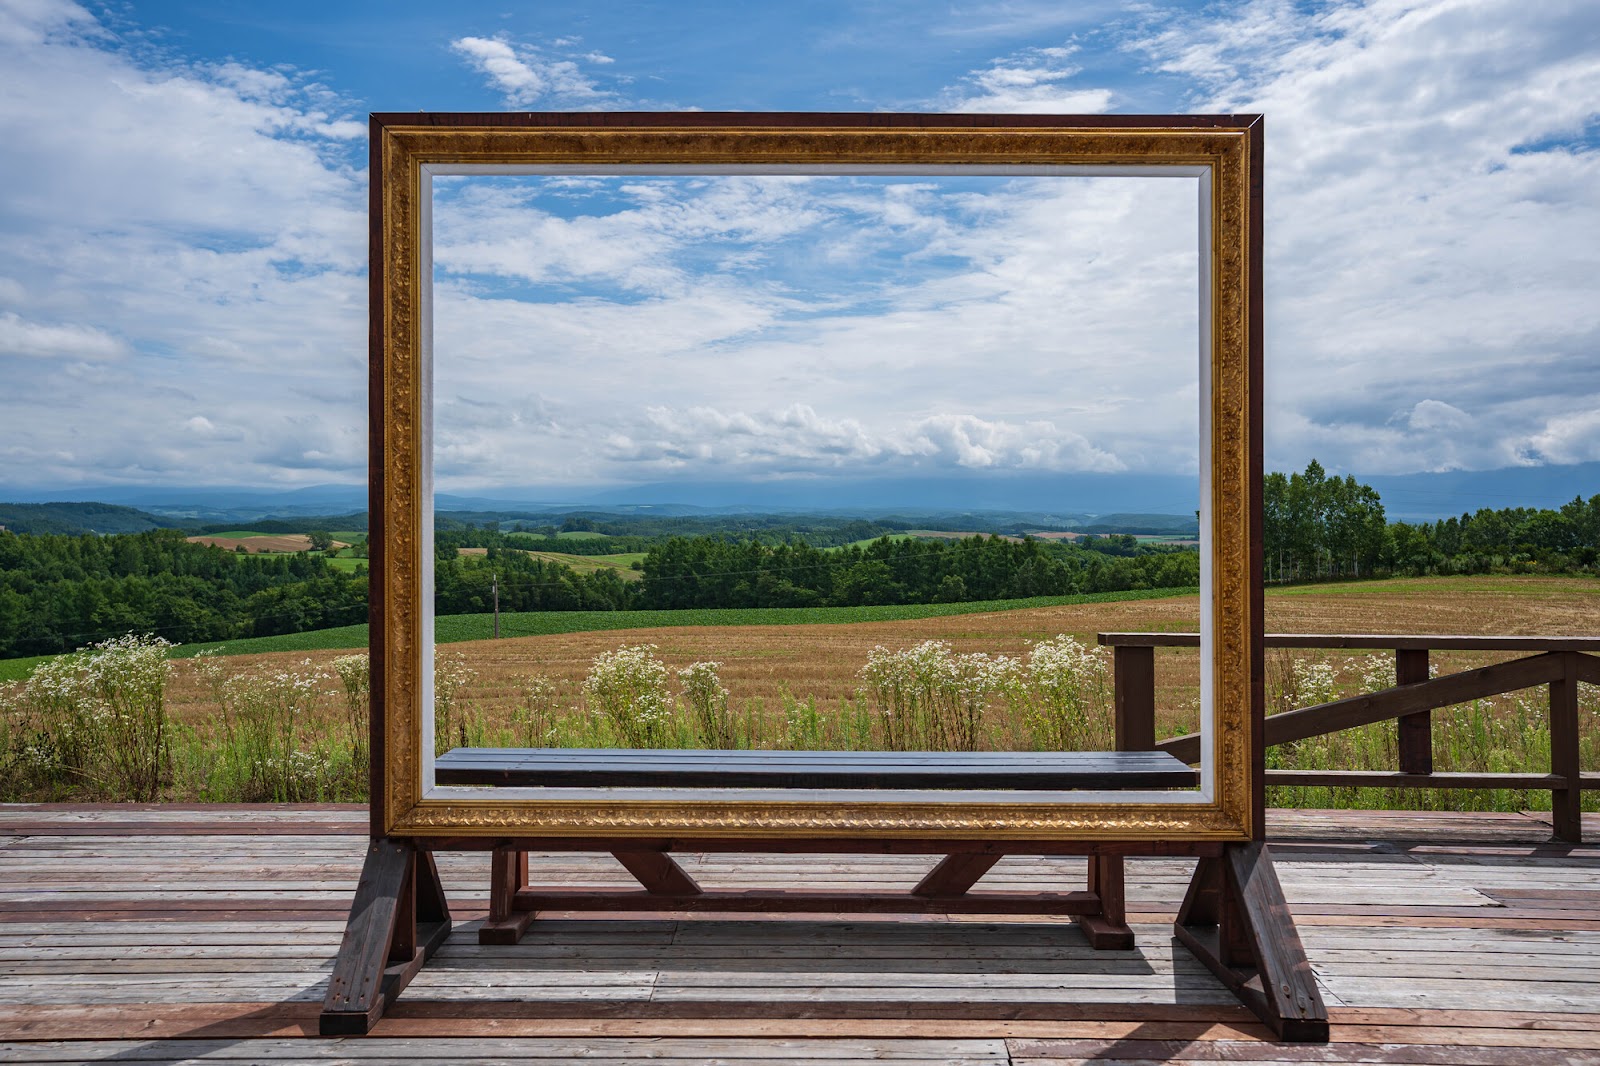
(1, 0, 1598, 501)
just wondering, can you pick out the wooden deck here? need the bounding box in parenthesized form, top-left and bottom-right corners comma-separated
(1, 805, 1598, 1064)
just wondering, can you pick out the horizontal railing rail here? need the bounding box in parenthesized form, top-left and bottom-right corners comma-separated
(1097, 632, 1600, 842)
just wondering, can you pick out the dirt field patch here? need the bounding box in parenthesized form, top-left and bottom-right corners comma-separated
(188, 534, 350, 553)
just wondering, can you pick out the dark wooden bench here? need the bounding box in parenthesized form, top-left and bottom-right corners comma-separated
(435, 746, 1198, 950)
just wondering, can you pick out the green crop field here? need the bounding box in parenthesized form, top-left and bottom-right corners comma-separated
(322, 556, 369, 573)
(834, 534, 919, 550)
(524, 550, 644, 577)
(458, 547, 643, 579)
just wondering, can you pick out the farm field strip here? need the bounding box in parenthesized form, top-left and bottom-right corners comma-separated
(457, 546, 645, 579)
(146, 575, 1596, 728)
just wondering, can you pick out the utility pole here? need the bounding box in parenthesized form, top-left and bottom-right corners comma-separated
(492, 571, 500, 640)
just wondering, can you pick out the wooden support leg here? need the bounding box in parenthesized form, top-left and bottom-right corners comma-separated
(1395, 648, 1433, 775)
(1550, 653, 1583, 844)
(1174, 843, 1328, 1043)
(1073, 853, 1134, 949)
(321, 838, 452, 1035)
(1113, 645, 1157, 753)
(480, 845, 534, 945)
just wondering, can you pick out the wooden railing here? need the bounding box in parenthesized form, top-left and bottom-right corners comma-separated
(1097, 633, 1600, 842)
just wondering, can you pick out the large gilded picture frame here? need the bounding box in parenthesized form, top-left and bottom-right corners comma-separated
(368, 112, 1265, 843)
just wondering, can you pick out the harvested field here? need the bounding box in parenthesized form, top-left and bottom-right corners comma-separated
(187, 534, 349, 553)
(159, 575, 1600, 742)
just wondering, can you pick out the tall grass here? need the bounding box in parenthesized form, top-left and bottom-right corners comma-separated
(1263, 650, 1599, 813)
(2, 632, 1595, 811)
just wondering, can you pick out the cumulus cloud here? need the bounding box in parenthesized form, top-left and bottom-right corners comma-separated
(430, 399, 1130, 489)
(1529, 409, 1600, 466)
(450, 35, 619, 109)
(426, 171, 1199, 490)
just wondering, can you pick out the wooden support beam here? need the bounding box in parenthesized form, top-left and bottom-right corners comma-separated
(910, 852, 1001, 898)
(1264, 770, 1564, 789)
(321, 838, 452, 1036)
(1102, 632, 1600, 652)
(1551, 652, 1583, 844)
(1394, 647, 1432, 775)
(612, 849, 702, 896)
(1160, 652, 1566, 764)
(509, 887, 1100, 916)
(1175, 843, 1328, 1043)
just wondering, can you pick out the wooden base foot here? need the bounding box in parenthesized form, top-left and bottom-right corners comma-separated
(320, 839, 452, 1036)
(1073, 853, 1133, 949)
(1175, 842, 1328, 1043)
(1073, 914, 1135, 949)
(479, 910, 535, 945)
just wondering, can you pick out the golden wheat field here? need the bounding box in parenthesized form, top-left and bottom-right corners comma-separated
(161, 575, 1600, 740)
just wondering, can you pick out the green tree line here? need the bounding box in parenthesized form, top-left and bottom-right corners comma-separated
(635, 534, 1200, 610)
(1265, 460, 1600, 581)
(0, 528, 367, 657)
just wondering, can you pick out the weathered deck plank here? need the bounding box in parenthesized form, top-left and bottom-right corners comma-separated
(1, 805, 1599, 1063)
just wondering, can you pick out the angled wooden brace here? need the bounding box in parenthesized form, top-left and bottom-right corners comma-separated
(1175, 842, 1328, 1043)
(321, 838, 452, 1035)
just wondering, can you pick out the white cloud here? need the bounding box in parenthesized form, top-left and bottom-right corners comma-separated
(1529, 409, 1600, 466)
(0, 0, 367, 489)
(450, 35, 618, 109)
(0, 311, 125, 360)
(430, 398, 1131, 489)
(1132, 0, 1600, 475)
(939, 44, 1115, 112)
(425, 172, 1200, 490)
(1404, 400, 1471, 434)
(5, 0, 1593, 498)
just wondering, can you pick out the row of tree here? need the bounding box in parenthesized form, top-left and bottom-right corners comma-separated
(1264, 460, 1600, 581)
(0, 529, 367, 657)
(634, 535, 1199, 610)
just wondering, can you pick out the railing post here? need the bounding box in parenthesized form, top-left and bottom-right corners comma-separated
(1114, 645, 1157, 752)
(1550, 652, 1582, 843)
(1395, 648, 1432, 775)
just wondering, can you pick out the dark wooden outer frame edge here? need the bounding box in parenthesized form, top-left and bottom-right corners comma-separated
(368, 114, 389, 840)
(365, 110, 1264, 844)
(1246, 115, 1265, 841)
(370, 111, 1268, 131)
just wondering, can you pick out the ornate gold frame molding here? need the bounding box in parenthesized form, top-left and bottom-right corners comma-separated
(368, 114, 1264, 842)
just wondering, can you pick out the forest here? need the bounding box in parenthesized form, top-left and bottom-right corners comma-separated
(0, 529, 367, 657)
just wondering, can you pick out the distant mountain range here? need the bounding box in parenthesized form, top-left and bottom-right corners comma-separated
(3, 460, 1597, 528)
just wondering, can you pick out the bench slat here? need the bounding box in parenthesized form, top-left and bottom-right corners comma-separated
(434, 748, 1198, 790)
